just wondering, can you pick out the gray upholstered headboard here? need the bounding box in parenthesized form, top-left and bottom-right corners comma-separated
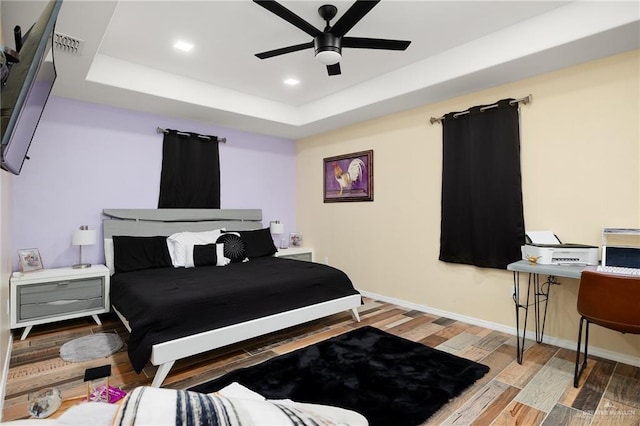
(102, 209, 264, 238)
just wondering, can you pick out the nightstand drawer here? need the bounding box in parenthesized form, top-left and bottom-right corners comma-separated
(20, 297, 103, 321)
(282, 252, 313, 262)
(275, 248, 314, 262)
(19, 277, 103, 304)
(17, 277, 104, 321)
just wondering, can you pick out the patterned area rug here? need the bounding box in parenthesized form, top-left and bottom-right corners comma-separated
(189, 326, 490, 426)
(60, 332, 124, 362)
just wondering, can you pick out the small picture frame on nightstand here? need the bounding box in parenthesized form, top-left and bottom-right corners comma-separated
(290, 232, 302, 247)
(18, 248, 44, 273)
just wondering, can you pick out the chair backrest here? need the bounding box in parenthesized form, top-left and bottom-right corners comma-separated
(577, 270, 640, 334)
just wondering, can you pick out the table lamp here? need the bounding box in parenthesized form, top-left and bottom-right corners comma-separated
(270, 220, 286, 249)
(72, 225, 96, 269)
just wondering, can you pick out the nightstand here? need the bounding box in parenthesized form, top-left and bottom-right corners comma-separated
(10, 265, 110, 340)
(275, 247, 314, 262)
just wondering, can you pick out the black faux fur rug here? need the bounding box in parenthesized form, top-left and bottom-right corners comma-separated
(189, 326, 489, 426)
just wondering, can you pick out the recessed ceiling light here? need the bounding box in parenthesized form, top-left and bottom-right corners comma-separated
(283, 78, 300, 86)
(173, 41, 194, 52)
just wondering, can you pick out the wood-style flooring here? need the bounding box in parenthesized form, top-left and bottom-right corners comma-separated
(3, 298, 639, 424)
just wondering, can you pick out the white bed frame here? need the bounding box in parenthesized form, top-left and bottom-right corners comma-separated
(103, 209, 361, 387)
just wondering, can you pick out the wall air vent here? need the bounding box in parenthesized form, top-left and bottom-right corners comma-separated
(53, 32, 84, 55)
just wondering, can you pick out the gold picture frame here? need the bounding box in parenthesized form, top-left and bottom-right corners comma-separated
(323, 150, 374, 203)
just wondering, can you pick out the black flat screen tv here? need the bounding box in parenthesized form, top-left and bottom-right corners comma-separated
(1, 0, 62, 175)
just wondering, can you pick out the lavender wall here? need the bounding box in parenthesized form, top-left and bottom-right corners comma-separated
(12, 96, 297, 270)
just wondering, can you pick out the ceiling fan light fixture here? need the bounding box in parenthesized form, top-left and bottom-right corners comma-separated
(314, 33, 342, 65)
(315, 49, 341, 65)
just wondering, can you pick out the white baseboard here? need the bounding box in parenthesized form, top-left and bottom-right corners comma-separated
(360, 290, 640, 368)
(0, 334, 13, 422)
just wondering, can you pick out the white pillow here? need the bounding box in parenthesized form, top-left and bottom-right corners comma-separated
(216, 243, 231, 267)
(104, 239, 114, 275)
(216, 382, 265, 401)
(55, 402, 119, 426)
(167, 229, 224, 267)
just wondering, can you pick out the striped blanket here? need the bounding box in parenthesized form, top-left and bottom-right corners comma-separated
(112, 386, 367, 426)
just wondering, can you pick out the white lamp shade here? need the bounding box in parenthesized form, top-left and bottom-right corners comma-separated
(270, 222, 284, 235)
(72, 229, 97, 246)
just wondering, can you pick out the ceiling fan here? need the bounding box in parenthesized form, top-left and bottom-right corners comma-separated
(253, 0, 411, 76)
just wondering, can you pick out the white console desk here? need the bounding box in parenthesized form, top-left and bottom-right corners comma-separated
(507, 260, 586, 363)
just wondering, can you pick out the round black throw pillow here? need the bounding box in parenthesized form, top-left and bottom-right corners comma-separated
(216, 233, 247, 263)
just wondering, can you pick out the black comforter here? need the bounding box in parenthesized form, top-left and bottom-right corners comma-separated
(110, 256, 360, 372)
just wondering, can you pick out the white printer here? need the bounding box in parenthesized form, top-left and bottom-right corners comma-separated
(521, 231, 598, 266)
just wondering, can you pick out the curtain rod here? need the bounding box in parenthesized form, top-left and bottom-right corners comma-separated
(429, 94, 532, 125)
(156, 127, 227, 143)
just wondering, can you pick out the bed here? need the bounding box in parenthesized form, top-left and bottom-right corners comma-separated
(102, 209, 362, 388)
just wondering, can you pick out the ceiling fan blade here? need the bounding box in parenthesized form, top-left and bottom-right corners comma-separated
(342, 37, 411, 51)
(329, 0, 380, 37)
(253, 0, 321, 37)
(327, 63, 341, 76)
(255, 42, 314, 59)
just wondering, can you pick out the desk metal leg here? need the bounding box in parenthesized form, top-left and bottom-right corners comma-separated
(532, 273, 542, 342)
(512, 271, 559, 364)
(513, 271, 531, 364)
(534, 274, 558, 343)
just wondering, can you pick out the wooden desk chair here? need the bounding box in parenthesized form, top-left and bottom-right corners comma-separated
(574, 269, 640, 387)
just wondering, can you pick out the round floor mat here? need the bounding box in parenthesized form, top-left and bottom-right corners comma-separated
(60, 332, 124, 362)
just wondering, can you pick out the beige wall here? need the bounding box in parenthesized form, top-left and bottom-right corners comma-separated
(0, 169, 13, 417)
(297, 50, 640, 361)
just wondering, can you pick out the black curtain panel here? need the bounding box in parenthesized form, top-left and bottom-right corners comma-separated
(439, 99, 525, 269)
(158, 130, 221, 208)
